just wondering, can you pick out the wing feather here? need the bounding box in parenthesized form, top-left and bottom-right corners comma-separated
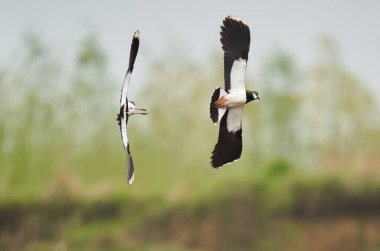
(220, 16, 250, 92)
(120, 31, 140, 108)
(119, 101, 134, 185)
(126, 142, 135, 185)
(211, 107, 243, 168)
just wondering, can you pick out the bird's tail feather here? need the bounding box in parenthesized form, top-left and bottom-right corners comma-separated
(210, 87, 227, 124)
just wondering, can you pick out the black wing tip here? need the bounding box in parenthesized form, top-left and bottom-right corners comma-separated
(127, 30, 140, 74)
(210, 142, 242, 168)
(220, 15, 251, 60)
(211, 145, 242, 168)
(211, 158, 239, 169)
(210, 110, 243, 169)
(223, 15, 249, 26)
(221, 15, 250, 35)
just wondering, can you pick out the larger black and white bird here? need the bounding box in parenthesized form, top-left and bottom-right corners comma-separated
(116, 31, 148, 185)
(209, 16, 260, 168)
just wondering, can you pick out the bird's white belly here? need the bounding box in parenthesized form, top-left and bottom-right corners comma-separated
(226, 90, 246, 107)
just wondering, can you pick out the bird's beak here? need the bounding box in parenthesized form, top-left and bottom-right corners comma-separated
(135, 108, 148, 115)
(257, 97, 260, 100)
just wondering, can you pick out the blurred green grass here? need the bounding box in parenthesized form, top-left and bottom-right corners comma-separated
(1, 34, 380, 250)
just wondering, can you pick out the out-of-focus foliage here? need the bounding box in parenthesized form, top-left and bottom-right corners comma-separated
(0, 33, 118, 202)
(1, 33, 380, 251)
(302, 38, 378, 166)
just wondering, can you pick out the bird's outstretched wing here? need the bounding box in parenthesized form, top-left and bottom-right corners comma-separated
(120, 30, 140, 109)
(120, 108, 134, 184)
(220, 16, 250, 93)
(117, 31, 139, 185)
(211, 107, 243, 168)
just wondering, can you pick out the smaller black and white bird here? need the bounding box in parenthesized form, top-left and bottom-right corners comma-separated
(116, 30, 148, 185)
(209, 16, 260, 168)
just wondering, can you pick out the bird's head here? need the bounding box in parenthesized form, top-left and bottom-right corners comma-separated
(128, 101, 136, 111)
(246, 90, 260, 103)
(128, 101, 148, 115)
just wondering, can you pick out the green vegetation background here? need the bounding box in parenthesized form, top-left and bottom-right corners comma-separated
(1, 33, 380, 251)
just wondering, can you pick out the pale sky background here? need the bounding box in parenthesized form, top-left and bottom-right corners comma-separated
(1, 0, 380, 97)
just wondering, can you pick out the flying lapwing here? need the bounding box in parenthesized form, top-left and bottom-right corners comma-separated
(209, 16, 260, 168)
(116, 31, 148, 185)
